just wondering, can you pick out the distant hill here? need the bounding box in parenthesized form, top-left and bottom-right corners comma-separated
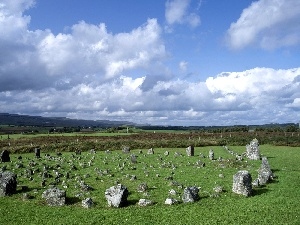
(0, 113, 135, 128)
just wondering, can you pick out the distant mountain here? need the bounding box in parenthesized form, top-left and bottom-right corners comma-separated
(0, 113, 135, 128)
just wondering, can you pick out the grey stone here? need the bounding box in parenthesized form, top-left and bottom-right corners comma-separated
(82, 198, 94, 208)
(209, 149, 214, 160)
(186, 146, 194, 156)
(34, 148, 41, 158)
(137, 183, 148, 192)
(252, 178, 260, 187)
(169, 189, 177, 195)
(105, 184, 128, 207)
(164, 151, 169, 156)
(147, 148, 154, 154)
(130, 154, 137, 164)
(0, 171, 17, 196)
(22, 193, 31, 201)
(80, 181, 93, 191)
(258, 157, 274, 185)
(246, 138, 261, 160)
(0, 150, 10, 162)
(138, 199, 152, 206)
(122, 146, 130, 154)
(194, 160, 205, 167)
(164, 198, 178, 205)
(42, 187, 66, 206)
(213, 186, 224, 193)
(182, 186, 200, 203)
(232, 170, 252, 197)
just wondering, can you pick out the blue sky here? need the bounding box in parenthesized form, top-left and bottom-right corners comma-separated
(0, 0, 299, 126)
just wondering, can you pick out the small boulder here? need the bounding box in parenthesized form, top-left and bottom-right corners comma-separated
(105, 184, 128, 207)
(0, 171, 17, 196)
(138, 199, 152, 207)
(82, 198, 94, 208)
(165, 198, 179, 205)
(42, 187, 66, 206)
(182, 186, 200, 203)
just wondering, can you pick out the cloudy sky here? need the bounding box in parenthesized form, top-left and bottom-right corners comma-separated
(0, 0, 299, 126)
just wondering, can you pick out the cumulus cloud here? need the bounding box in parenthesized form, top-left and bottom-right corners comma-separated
(1, 0, 300, 126)
(226, 0, 300, 49)
(0, 0, 166, 91)
(165, 0, 200, 29)
(1, 67, 300, 125)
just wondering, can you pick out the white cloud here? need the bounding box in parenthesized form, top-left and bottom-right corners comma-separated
(179, 61, 188, 71)
(0, 0, 166, 91)
(0, 0, 299, 126)
(165, 0, 200, 29)
(1, 67, 299, 125)
(226, 0, 300, 49)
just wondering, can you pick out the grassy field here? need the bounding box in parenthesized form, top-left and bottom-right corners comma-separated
(0, 145, 299, 224)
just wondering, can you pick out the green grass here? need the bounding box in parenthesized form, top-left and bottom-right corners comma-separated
(0, 145, 299, 224)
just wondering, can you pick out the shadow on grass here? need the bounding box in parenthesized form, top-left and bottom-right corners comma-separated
(126, 199, 139, 206)
(252, 187, 269, 196)
(16, 185, 43, 194)
(66, 196, 81, 205)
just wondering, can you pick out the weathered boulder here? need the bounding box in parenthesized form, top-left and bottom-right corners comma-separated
(42, 187, 66, 206)
(182, 186, 200, 203)
(0, 171, 17, 196)
(258, 157, 274, 185)
(105, 184, 128, 207)
(0, 150, 10, 162)
(246, 138, 260, 160)
(232, 170, 252, 197)
(164, 198, 178, 205)
(138, 199, 152, 206)
(82, 198, 94, 208)
(186, 146, 194, 156)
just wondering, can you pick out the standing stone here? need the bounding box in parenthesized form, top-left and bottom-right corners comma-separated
(82, 198, 94, 208)
(0, 150, 10, 162)
(182, 186, 200, 203)
(0, 171, 17, 196)
(34, 148, 41, 158)
(209, 149, 214, 160)
(122, 146, 130, 154)
(105, 184, 129, 207)
(186, 146, 194, 156)
(75, 149, 81, 155)
(164, 151, 169, 156)
(258, 157, 274, 185)
(42, 187, 66, 206)
(232, 170, 252, 197)
(147, 148, 154, 154)
(246, 138, 261, 160)
(130, 154, 137, 164)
